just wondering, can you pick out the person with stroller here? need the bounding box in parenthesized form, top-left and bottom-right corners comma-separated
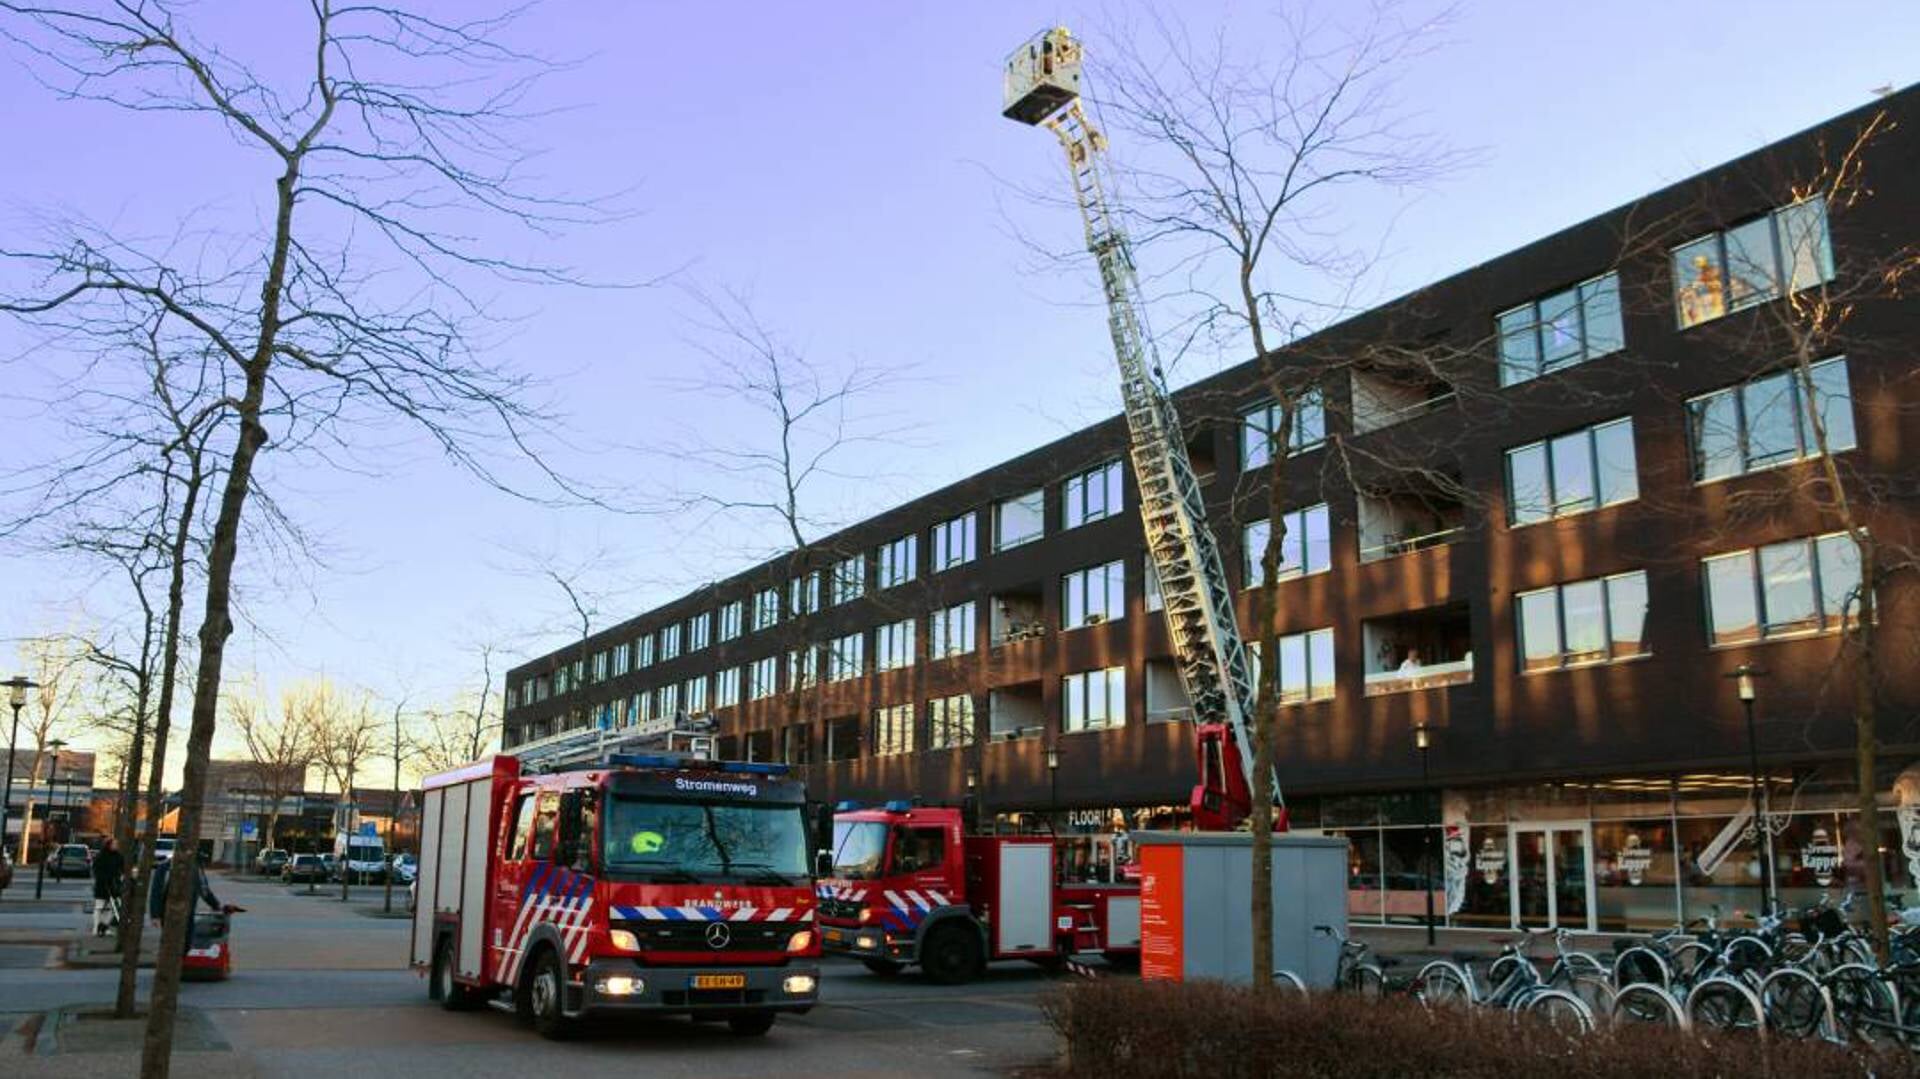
(148, 853, 224, 955)
(90, 837, 125, 937)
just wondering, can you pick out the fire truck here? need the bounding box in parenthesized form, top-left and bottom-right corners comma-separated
(816, 801, 1139, 983)
(410, 726, 821, 1038)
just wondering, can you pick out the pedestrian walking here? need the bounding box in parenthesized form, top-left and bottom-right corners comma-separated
(90, 838, 125, 936)
(148, 855, 222, 956)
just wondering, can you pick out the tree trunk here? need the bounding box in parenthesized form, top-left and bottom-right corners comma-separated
(1853, 540, 1888, 962)
(119, 452, 205, 1019)
(1249, 389, 1295, 992)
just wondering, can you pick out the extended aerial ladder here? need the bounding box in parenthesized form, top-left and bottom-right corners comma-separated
(1002, 28, 1284, 831)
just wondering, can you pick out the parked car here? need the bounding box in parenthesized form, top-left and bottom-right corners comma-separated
(255, 848, 289, 875)
(389, 853, 416, 884)
(320, 853, 340, 881)
(282, 853, 327, 884)
(49, 843, 93, 880)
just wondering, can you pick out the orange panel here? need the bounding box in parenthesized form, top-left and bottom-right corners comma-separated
(1138, 844, 1183, 982)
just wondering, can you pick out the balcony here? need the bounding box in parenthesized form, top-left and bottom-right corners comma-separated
(1357, 473, 1466, 564)
(823, 715, 861, 762)
(990, 584, 1047, 647)
(1145, 658, 1192, 723)
(1362, 603, 1474, 696)
(1351, 365, 1455, 435)
(989, 681, 1045, 741)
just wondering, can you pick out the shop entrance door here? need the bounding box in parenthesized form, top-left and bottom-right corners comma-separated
(1512, 825, 1594, 931)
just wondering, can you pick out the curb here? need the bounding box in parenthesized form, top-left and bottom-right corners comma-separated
(39, 1003, 231, 1057)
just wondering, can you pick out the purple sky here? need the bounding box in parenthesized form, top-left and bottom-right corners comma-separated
(1, 2, 1915, 772)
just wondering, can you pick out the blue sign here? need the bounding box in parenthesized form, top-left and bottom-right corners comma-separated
(241, 821, 257, 837)
(359, 821, 378, 837)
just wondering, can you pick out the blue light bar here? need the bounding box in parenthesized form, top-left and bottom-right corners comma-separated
(883, 800, 913, 813)
(834, 800, 863, 812)
(608, 753, 685, 770)
(720, 760, 791, 777)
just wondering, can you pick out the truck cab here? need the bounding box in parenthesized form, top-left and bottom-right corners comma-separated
(817, 802, 1141, 984)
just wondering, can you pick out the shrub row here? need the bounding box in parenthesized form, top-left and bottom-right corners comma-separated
(1033, 979, 1918, 1079)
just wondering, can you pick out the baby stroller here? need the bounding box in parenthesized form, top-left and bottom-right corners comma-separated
(182, 905, 244, 980)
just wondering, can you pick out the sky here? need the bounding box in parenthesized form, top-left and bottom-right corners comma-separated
(0, 1, 1915, 777)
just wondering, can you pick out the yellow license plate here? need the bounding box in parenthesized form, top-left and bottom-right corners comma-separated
(823, 928, 844, 943)
(692, 974, 746, 990)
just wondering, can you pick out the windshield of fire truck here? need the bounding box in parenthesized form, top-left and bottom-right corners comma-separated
(602, 796, 809, 883)
(829, 820, 888, 880)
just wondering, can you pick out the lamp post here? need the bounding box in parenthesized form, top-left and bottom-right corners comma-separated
(1728, 664, 1772, 918)
(1415, 722, 1436, 947)
(1046, 745, 1061, 835)
(2, 675, 38, 881)
(34, 739, 67, 900)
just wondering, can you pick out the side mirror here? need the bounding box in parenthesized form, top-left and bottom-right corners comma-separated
(814, 850, 833, 879)
(556, 791, 583, 867)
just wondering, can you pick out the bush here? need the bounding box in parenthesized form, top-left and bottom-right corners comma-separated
(1034, 980, 1918, 1079)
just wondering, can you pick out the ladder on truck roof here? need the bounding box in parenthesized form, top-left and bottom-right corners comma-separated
(509, 714, 717, 773)
(1002, 28, 1279, 829)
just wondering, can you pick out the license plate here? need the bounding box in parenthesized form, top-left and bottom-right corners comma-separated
(692, 973, 746, 990)
(823, 928, 844, 943)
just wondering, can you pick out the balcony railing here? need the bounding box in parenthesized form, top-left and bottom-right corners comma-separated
(1364, 655, 1474, 696)
(1359, 525, 1464, 564)
(1354, 390, 1456, 435)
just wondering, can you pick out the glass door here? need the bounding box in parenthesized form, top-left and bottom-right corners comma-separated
(1511, 825, 1594, 930)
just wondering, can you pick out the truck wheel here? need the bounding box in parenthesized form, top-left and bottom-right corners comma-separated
(862, 958, 905, 977)
(526, 948, 576, 1039)
(727, 1011, 776, 1036)
(432, 936, 478, 1011)
(920, 924, 983, 985)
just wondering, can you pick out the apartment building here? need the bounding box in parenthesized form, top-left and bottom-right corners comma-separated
(504, 87, 1920, 933)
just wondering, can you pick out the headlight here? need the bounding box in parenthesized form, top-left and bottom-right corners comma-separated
(786, 930, 813, 953)
(855, 934, 879, 951)
(608, 929, 640, 952)
(595, 975, 642, 996)
(783, 974, 816, 995)
(859, 908, 873, 923)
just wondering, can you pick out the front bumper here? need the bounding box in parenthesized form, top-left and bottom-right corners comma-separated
(572, 960, 820, 1016)
(820, 923, 913, 963)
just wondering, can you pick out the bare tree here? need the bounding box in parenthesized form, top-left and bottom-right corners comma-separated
(310, 685, 382, 900)
(233, 686, 313, 859)
(414, 640, 504, 772)
(13, 635, 83, 864)
(0, 5, 627, 1071)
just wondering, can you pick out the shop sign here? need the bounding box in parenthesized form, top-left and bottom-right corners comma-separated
(1618, 833, 1653, 886)
(1474, 836, 1506, 885)
(1803, 828, 1841, 887)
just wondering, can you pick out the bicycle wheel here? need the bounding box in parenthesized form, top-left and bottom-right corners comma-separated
(1827, 964, 1900, 1047)
(1670, 940, 1715, 985)
(1569, 972, 1616, 1018)
(1614, 983, 1688, 1030)
(1342, 963, 1385, 998)
(1413, 960, 1473, 1008)
(1522, 988, 1594, 1034)
(1890, 967, 1920, 1049)
(1759, 967, 1829, 1040)
(1722, 935, 1773, 975)
(1272, 968, 1309, 994)
(1612, 946, 1671, 991)
(1685, 976, 1765, 1035)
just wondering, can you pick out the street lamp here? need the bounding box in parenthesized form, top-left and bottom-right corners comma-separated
(34, 738, 67, 900)
(2, 675, 39, 880)
(1414, 722, 1436, 947)
(1728, 664, 1773, 919)
(1046, 746, 1061, 834)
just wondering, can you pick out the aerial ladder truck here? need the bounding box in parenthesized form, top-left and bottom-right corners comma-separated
(1002, 28, 1284, 833)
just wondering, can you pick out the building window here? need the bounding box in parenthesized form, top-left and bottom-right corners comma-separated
(931, 512, 977, 572)
(1674, 197, 1834, 329)
(1275, 628, 1336, 704)
(718, 601, 743, 642)
(1516, 571, 1649, 672)
(1145, 557, 1164, 612)
(554, 666, 569, 695)
(636, 634, 655, 669)
(1703, 532, 1861, 646)
(635, 690, 654, 723)
(684, 676, 708, 714)
(656, 683, 679, 719)
(1506, 417, 1639, 526)
(827, 632, 864, 681)
(1064, 460, 1123, 529)
(929, 694, 976, 750)
(874, 703, 915, 757)
(1062, 560, 1126, 629)
(875, 619, 916, 671)
(752, 587, 780, 631)
(787, 647, 818, 690)
(506, 685, 520, 711)
(789, 572, 820, 617)
(994, 488, 1046, 550)
(929, 601, 977, 658)
(1063, 666, 1126, 732)
(714, 668, 741, 708)
(747, 656, 779, 700)
(877, 534, 918, 589)
(686, 613, 710, 652)
(1243, 504, 1331, 586)
(534, 675, 549, 702)
(612, 642, 631, 677)
(831, 555, 865, 604)
(591, 650, 608, 683)
(1687, 357, 1855, 483)
(781, 724, 810, 765)
(1242, 389, 1326, 469)
(659, 624, 682, 662)
(1497, 273, 1625, 386)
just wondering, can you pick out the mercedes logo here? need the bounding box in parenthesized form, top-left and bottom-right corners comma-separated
(704, 922, 732, 949)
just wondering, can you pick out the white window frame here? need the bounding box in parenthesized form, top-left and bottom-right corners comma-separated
(873, 703, 915, 757)
(1243, 504, 1331, 586)
(1062, 666, 1126, 733)
(1672, 197, 1834, 329)
(1497, 272, 1626, 386)
(929, 601, 977, 658)
(1686, 357, 1855, 484)
(875, 618, 916, 671)
(752, 587, 780, 632)
(659, 624, 682, 661)
(1241, 388, 1326, 470)
(1505, 417, 1639, 527)
(1062, 560, 1126, 629)
(831, 555, 866, 604)
(1702, 532, 1862, 647)
(994, 488, 1045, 550)
(686, 612, 710, 652)
(877, 535, 918, 589)
(1273, 627, 1337, 704)
(715, 668, 741, 708)
(827, 632, 864, 682)
(1063, 460, 1124, 530)
(929, 694, 976, 750)
(718, 601, 743, 642)
(684, 676, 708, 714)
(1515, 571, 1650, 672)
(931, 512, 977, 572)
(748, 656, 779, 700)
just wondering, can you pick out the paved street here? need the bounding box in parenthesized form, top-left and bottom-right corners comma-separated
(0, 872, 1061, 1077)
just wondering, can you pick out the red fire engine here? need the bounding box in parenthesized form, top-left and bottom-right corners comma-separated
(815, 801, 1140, 983)
(410, 730, 821, 1038)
